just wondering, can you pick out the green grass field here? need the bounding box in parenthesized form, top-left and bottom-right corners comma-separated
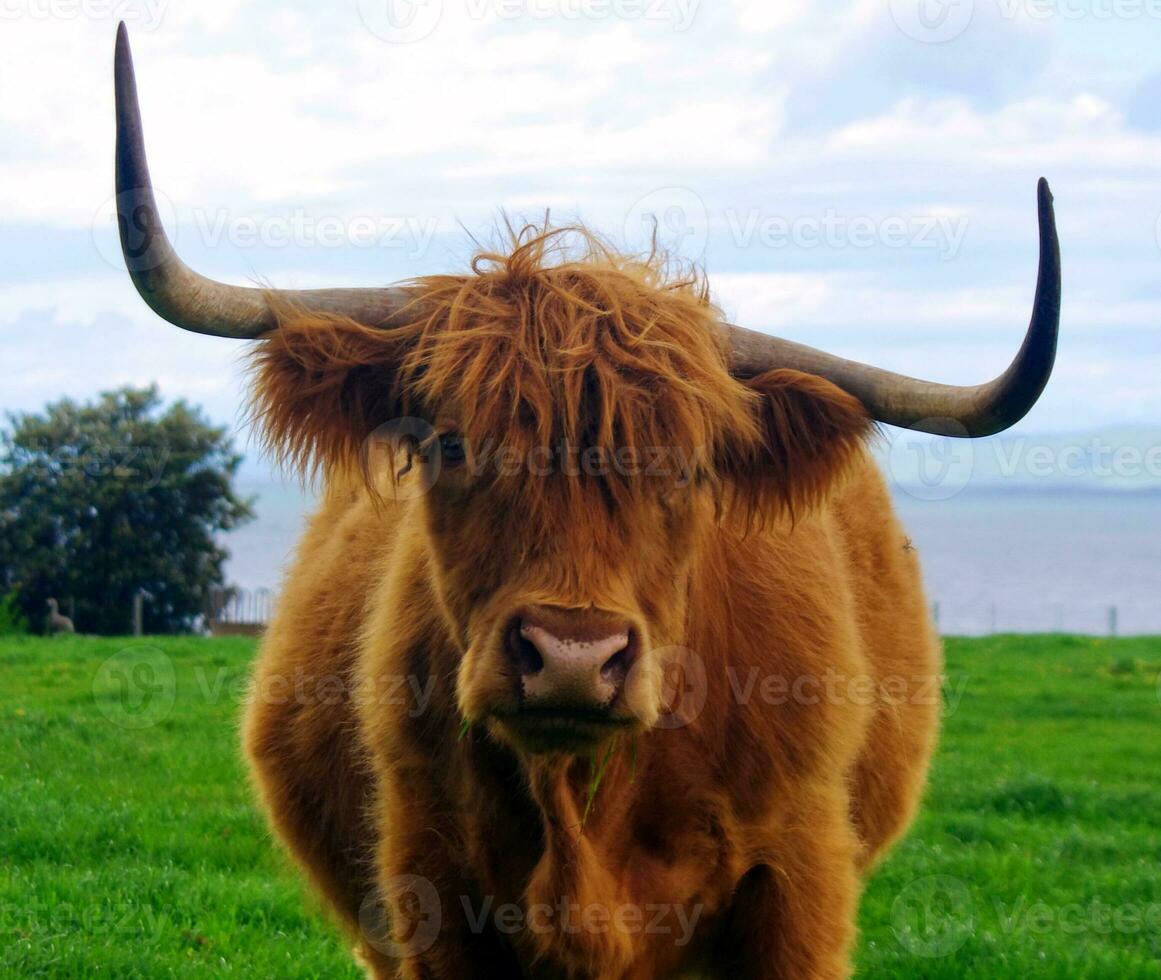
(2, 634, 1160, 978)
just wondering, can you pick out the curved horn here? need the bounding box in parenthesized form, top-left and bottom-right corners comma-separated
(728, 178, 1061, 437)
(114, 23, 413, 339)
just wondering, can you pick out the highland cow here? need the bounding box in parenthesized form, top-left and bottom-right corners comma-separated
(113, 24, 1060, 979)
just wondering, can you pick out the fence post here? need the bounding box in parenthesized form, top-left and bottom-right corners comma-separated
(132, 591, 144, 637)
(1108, 606, 1117, 637)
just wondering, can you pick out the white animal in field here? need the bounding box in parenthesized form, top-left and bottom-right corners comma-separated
(46, 598, 75, 635)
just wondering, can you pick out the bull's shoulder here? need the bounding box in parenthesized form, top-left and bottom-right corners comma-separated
(263, 475, 408, 660)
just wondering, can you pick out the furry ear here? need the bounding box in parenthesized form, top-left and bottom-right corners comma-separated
(719, 368, 874, 521)
(247, 312, 413, 480)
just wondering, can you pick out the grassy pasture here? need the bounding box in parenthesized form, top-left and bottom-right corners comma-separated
(2, 634, 1159, 977)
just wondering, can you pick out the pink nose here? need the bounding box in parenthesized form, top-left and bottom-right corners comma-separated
(507, 608, 635, 710)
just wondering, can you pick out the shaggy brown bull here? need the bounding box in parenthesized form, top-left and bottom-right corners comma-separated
(114, 25, 1060, 979)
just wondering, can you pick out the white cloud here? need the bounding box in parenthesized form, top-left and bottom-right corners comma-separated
(2, 0, 1160, 434)
(730, 0, 811, 31)
(711, 271, 832, 327)
(0, 275, 250, 428)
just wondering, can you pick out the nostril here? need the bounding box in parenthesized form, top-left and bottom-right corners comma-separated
(600, 633, 636, 689)
(506, 619, 544, 676)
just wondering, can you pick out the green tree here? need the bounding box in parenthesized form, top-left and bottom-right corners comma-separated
(0, 387, 254, 634)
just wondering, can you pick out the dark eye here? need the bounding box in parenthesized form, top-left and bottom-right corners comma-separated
(439, 433, 466, 467)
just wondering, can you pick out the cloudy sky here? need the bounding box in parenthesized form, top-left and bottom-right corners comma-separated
(2, 0, 1159, 452)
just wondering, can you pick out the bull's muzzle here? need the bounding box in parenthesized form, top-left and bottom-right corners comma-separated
(499, 605, 639, 748)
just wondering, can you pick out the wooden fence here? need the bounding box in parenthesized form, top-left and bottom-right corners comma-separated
(206, 587, 275, 637)
(930, 601, 1156, 637)
(200, 590, 1153, 638)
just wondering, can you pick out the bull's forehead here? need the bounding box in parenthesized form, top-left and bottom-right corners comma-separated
(431, 457, 703, 524)
(395, 249, 762, 476)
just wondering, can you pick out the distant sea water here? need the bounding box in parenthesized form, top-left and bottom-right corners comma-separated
(225, 480, 1161, 637)
(893, 489, 1161, 635)
(225, 476, 316, 598)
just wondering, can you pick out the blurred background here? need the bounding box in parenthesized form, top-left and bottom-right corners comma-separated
(1, 0, 1158, 634)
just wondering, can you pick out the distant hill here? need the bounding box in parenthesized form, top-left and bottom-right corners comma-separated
(873, 426, 1161, 498)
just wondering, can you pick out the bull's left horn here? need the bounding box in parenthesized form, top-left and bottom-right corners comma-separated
(114, 23, 413, 339)
(727, 179, 1061, 437)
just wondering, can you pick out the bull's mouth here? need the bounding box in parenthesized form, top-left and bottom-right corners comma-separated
(491, 706, 634, 753)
